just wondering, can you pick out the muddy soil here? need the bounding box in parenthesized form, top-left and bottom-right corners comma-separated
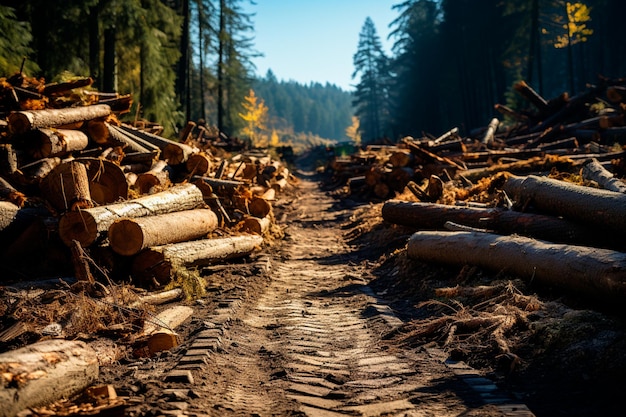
(7, 157, 626, 417)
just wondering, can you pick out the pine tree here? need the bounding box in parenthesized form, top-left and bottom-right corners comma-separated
(352, 17, 391, 144)
(217, 0, 257, 136)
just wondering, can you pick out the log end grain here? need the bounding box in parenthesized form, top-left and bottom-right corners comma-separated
(59, 210, 99, 247)
(186, 153, 211, 176)
(108, 219, 144, 256)
(7, 111, 33, 134)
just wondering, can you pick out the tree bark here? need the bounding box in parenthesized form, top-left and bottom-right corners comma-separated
(40, 160, 93, 212)
(134, 160, 171, 194)
(240, 216, 271, 235)
(407, 230, 626, 302)
(0, 340, 99, 417)
(58, 183, 205, 247)
(29, 128, 89, 159)
(131, 234, 263, 287)
(186, 152, 212, 176)
(108, 208, 218, 256)
(78, 157, 129, 204)
(8, 104, 112, 134)
(141, 305, 194, 355)
(504, 174, 626, 233)
(118, 124, 195, 165)
(581, 158, 626, 193)
(382, 200, 611, 248)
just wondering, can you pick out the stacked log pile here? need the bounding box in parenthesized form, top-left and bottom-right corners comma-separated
(0, 70, 295, 414)
(330, 76, 626, 304)
(0, 72, 291, 287)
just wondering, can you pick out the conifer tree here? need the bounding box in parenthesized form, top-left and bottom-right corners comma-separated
(352, 17, 391, 144)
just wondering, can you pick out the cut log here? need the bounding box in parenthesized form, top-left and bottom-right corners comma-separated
(107, 123, 160, 156)
(40, 160, 93, 212)
(249, 197, 272, 218)
(108, 208, 218, 256)
(504, 174, 626, 233)
(28, 128, 89, 159)
(186, 152, 212, 176)
(141, 305, 194, 355)
(41, 77, 93, 96)
(0, 339, 98, 417)
(240, 216, 271, 235)
(407, 231, 626, 302)
(8, 104, 112, 134)
(581, 158, 626, 193)
(131, 234, 263, 287)
(78, 157, 129, 204)
(118, 124, 195, 165)
(58, 183, 206, 247)
(134, 160, 171, 194)
(382, 200, 610, 247)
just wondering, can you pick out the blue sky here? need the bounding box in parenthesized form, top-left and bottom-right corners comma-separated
(244, 1, 399, 91)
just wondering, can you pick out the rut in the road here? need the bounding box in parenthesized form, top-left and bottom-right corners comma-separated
(193, 177, 528, 417)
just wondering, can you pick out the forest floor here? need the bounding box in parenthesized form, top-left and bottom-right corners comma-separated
(8, 153, 626, 417)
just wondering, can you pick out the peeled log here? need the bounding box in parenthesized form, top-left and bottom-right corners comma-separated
(132, 234, 263, 287)
(108, 208, 218, 256)
(407, 231, 626, 302)
(58, 183, 205, 246)
(240, 216, 271, 235)
(504, 174, 626, 233)
(382, 200, 609, 247)
(0, 339, 99, 417)
(8, 104, 112, 134)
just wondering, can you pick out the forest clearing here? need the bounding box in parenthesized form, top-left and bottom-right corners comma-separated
(1, 66, 626, 417)
(2, 1, 626, 416)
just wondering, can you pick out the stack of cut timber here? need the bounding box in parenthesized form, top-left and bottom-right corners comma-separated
(372, 75, 626, 305)
(0, 70, 290, 287)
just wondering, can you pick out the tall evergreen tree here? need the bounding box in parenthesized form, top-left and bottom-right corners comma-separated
(216, 0, 257, 136)
(352, 17, 391, 143)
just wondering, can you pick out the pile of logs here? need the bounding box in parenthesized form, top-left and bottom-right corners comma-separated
(0, 72, 291, 287)
(330, 75, 626, 304)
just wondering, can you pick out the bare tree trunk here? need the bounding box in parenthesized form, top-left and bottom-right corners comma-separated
(407, 230, 626, 302)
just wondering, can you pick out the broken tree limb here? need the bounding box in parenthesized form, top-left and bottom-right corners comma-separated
(58, 183, 206, 247)
(406, 230, 626, 302)
(382, 200, 611, 248)
(131, 234, 263, 287)
(581, 158, 626, 193)
(504, 174, 626, 233)
(8, 104, 112, 134)
(0, 339, 99, 417)
(108, 208, 218, 256)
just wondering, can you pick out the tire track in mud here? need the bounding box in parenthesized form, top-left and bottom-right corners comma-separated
(189, 176, 534, 416)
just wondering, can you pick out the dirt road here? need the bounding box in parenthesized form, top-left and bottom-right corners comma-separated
(107, 172, 535, 417)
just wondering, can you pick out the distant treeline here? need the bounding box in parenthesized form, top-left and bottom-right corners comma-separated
(252, 71, 353, 141)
